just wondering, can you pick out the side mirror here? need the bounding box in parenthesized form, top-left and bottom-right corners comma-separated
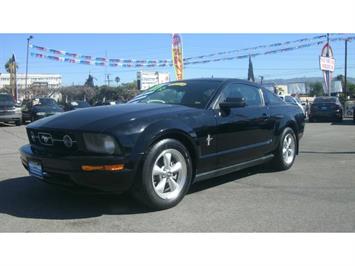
(219, 97, 246, 111)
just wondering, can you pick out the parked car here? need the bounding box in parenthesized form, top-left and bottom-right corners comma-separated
(0, 93, 22, 126)
(279, 95, 306, 116)
(20, 79, 305, 210)
(64, 100, 91, 111)
(22, 97, 64, 122)
(94, 100, 122, 106)
(309, 96, 343, 122)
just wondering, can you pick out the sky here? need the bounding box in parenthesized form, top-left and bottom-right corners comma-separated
(1, 33, 355, 86)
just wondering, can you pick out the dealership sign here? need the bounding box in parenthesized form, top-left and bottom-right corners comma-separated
(137, 71, 170, 91)
(319, 56, 335, 72)
(320, 43, 335, 94)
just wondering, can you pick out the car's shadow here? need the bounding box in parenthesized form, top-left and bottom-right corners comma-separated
(307, 120, 354, 126)
(0, 165, 271, 220)
(331, 119, 355, 126)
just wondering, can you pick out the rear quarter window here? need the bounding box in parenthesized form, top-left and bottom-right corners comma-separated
(263, 90, 284, 105)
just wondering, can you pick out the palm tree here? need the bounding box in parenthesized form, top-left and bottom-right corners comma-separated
(5, 55, 18, 73)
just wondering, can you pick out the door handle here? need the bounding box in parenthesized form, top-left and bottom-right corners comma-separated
(262, 113, 270, 121)
(262, 113, 270, 118)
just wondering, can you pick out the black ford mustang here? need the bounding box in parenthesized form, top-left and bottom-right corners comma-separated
(20, 79, 305, 210)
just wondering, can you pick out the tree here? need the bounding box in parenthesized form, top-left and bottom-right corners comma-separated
(60, 86, 96, 103)
(347, 82, 355, 97)
(5, 55, 18, 73)
(84, 74, 95, 87)
(91, 81, 139, 103)
(309, 82, 324, 97)
(247, 55, 255, 82)
(115, 76, 120, 85)
(336, 74, 345, 89)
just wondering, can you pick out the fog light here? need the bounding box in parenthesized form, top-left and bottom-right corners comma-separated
(81, 164, 124, 172)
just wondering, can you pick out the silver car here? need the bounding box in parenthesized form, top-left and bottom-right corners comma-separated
(0, 94, 22, 126)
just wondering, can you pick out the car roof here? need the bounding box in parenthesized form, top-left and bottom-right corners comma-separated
(172, 78, 260, 87)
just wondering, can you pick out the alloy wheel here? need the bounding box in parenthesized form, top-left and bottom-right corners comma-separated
(282, 133, 295, 165)
(151, 148, 187, 200)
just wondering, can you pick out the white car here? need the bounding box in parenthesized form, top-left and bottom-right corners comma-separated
(279, 95, 306, 116)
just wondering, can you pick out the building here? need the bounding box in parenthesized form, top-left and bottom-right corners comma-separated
(137, 71, 170, 91)
(0, 73, 62, 100)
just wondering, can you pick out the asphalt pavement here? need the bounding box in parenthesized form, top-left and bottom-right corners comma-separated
(0, 120, 354, 232)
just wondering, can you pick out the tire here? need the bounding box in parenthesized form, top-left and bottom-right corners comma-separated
(132, 138, 193, 210)
(15, 119, 21, 126)
(308, 117, 314, 122)
(271, 127, 297, 171)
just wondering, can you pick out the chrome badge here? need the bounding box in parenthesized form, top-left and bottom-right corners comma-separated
(38, 132, 53, 145)
(63, 135, 73, 148)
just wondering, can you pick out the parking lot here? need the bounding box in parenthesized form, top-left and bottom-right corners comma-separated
(0, 120, 354, 232)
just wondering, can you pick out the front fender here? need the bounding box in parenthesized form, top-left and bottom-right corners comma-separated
(132, 119, 198, 156)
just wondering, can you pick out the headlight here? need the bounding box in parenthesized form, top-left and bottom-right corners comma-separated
(36, 112, 46, 116)
(15, 108, 22, 114)
(83, 133, 121, 155)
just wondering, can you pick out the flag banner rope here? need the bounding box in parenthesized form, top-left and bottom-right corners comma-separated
(183, 34, 329, 61)
(29, 34, 340, 64)
(30, 44, 172, 64)
(184, 36, 355, 65)
(30, 52, 173, 67)
(30, 36, 355, 68)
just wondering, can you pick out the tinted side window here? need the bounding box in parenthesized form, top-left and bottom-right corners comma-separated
(218, 83, 262, 107)
(263, 90, 284, 105)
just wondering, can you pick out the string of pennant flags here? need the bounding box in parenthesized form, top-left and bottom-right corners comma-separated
(30, 44, 172, 64)
(30, 34, 330, 64)
(183, 34, 330, 61)
(30, 35, 355, 68)
(30, 52, 173, 67)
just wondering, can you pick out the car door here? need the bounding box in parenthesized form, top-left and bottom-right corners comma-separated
(22, 102, 32, 121)
(213, 82, 273, 168)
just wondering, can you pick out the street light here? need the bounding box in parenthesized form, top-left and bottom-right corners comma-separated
(25, 35, 33, 99)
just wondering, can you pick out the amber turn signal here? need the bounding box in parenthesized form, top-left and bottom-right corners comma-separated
(81, 164, 125, 172)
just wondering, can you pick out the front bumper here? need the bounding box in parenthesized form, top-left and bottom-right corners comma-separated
(309, 110, 342, 120)
(20, 144, 138, 193)
(0, 113, 21, 123)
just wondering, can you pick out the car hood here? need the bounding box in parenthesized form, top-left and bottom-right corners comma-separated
(28, 103, 198, 132)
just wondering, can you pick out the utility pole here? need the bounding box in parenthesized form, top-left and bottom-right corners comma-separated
(25, 35, 33, 99)
(344, 38, 350, 100)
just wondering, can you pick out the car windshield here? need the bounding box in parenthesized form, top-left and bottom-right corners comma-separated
(314, 97, 336, 103)
(0, 94, 14, 105)
(34, 98, 58, 106)
(285, 96, 297, 104)
(135, 80, 222, 109)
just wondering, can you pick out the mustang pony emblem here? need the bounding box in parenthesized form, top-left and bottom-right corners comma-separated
(38, 133, 53, 145)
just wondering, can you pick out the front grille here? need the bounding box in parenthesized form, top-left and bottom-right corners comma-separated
(27, 128, 83, 154)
